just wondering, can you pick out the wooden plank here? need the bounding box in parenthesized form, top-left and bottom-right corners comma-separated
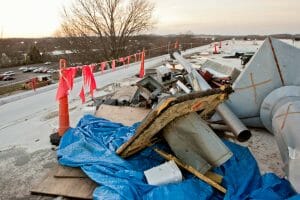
(95, 104, 150, 126)
(54, 164, 87, 178)
(31, 168, 97, 199)
(111, 86, 138, 102)
(117, 87, 230, 158)
(154, 148, 227, 194)
(205, 171, 223, 184)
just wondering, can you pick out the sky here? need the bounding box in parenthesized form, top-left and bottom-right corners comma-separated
(0, 0, 299, 38)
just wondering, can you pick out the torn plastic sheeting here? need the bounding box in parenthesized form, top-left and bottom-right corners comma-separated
(57, 115, 299, 200)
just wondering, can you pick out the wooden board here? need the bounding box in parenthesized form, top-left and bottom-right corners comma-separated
(95, 104, 150, 126)
(31, 168, 97, 199)
(111, 86, 138, 102)
(54, 164, 87, 178)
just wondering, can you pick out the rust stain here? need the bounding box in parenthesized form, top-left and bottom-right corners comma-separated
(250, 73, 257, 104)
(235, 79, 271, 91)
(192, 101, 203, 111)
(274, 111, 300, 119)
(280, 104, 292, 130)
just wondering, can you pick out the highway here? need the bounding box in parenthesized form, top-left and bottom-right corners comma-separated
(0, 63, 58, 87)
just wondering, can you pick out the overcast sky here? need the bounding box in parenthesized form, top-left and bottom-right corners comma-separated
(0, 0, 299, 38)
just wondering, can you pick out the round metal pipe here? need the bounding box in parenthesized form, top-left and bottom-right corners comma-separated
(216, 104, 251, 142)
(172, 52, 251, 142)
(209, 123, 231, 132)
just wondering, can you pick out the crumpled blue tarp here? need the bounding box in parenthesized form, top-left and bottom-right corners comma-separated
(57, 115, 299, 200)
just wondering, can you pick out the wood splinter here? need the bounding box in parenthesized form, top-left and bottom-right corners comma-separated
(154, 148, 227, 194)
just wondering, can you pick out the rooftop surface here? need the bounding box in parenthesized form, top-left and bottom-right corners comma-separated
(0, 39, 299, 198)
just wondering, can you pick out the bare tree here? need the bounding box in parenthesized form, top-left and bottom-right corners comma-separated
(59, 0, 155, 61)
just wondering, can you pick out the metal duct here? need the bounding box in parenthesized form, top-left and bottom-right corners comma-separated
(260, 86, 300, 192)
(172, 52, 251, 142)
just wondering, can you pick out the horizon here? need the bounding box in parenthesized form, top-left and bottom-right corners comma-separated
(0, 0, 300, 38)
(1, 33, 300, 40)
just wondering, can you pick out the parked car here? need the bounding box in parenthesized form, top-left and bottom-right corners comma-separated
(47, 69, 57, 74)
(3, 75, 15, 81)
(19, 67, 27, 71)
(28, 66, 38, 71)
(33, 68, 41, 73)
(44, 62, 52, 65)
(41, 68, 49, 73)
(3, 71, 15, 76)
(22, 67, 31, 73)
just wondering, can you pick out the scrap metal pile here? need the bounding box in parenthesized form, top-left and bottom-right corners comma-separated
(86, 50, 254, 193)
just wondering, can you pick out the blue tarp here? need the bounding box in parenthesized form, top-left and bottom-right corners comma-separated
(57, 115, 299, 200)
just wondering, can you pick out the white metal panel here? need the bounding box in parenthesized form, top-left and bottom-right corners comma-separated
(271, 38, 300, 86)
(226, 38, 300, 119)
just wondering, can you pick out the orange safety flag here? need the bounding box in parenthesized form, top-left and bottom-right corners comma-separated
(134, 53, 137, 62)
(126, 55, 131, 68)
(174, 40, 179, 49)
(101, 62, 106, 73)
(56, 70, 69, 100)
(31, 78, 37, 91)
(119, 57, 126, 65)
(66, 67, 77, 90)
(79, 86, 85, 103)
(79, 65, 97, 103)
(89, 65, 97, 97)
(127, 56, 131, 64)
(84, 65, 97, 97)
(90, 64, 96, 72)
(214, 43, 218, 54)
(56, 67, 77, 100)
(139, 50, 145, 78)
(112, 60, 116, 71)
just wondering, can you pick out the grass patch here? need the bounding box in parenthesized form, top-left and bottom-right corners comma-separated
(0, 83, 25, 96)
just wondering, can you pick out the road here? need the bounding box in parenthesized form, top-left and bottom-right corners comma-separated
(0, 63, 58, 87)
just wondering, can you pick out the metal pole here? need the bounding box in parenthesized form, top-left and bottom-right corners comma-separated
(172, 52, 251, 142)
